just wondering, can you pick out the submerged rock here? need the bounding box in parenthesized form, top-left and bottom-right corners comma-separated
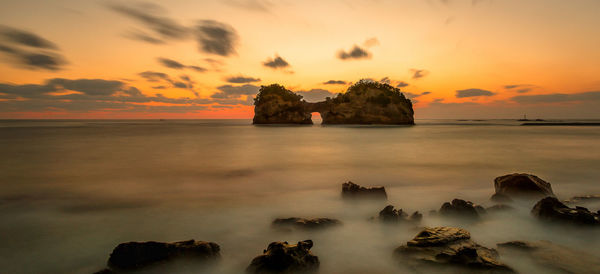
(252, 80, 414, 125)
(492, 173, 554, 200)
(246, 240, 319, 274)
(394, 227, 513, 273)
(438, 199, 486, 219)
(531, 196, 599, 225)
(497, 240, 600, 274)
(272, 217, 341, 230)
(376, 205, 422, 223)
(104, 240, 220, 271)
(341, 181, 387, 200)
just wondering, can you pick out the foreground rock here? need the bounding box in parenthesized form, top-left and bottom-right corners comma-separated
(492, 173, 554, 200)
(252, 80, 414, 125)
(531, 196, 599, 225)
(272, 217, 341, 230)
(102, 240, 220, 272)
(438, 199, 486, 219)
(376, 205, 422, 223)
(341, 181, 387, 200)
(497, 240, 600, 274)
(246, 240, 319, 274)
(394, 227, 513, 273)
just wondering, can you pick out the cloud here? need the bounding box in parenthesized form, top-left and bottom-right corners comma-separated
(403, 91, 431, 99)
(223, 0, 273, 12)
(0, 26, 67, 71)
(139, 71, 194, 89)
(455, 88, 495, 98)
(157, 57, 185, 69)
(396, 81, 409, 88)
(0, 26, 57, 49)
(211, 84, 260, 98)
(157, 57, 207, 72)
(510, 91, 600, 103)
(337, 45, 371, 60)
(194, 20, 238, 56)
(225, 75, 261, 83)
(263, 54, 290, 69)
(363, 37, 379, 47)
(0, 77, 254, 113)
(323, 80, 346, 85)
(504, 84, 534, 93)
(380, 77, 391, 84)
(0, 44, 66, 71)
(410, 69, 429, 79)
(108, 3, 189, 41)
(124, 30, 165, 44)
(295, 89, 336, 102)
(517, 88, 532, 93)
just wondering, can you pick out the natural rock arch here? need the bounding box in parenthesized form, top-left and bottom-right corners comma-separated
(252, 80, 414, 125)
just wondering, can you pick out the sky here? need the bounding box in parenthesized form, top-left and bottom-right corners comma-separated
(0, 0, 599, 119)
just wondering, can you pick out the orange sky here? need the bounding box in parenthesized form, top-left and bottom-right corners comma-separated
(0, 0, 599, 119)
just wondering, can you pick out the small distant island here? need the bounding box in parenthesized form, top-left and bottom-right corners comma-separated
(252, 79, 415, 125)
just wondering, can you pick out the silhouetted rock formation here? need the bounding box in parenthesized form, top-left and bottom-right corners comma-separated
(438, 199, 486, 219)
(246, 240, 319, 274)
(492, 173, 554, 200)
(341, 181, 387, 200)
(272, 217, 341, 230)
(376, 205, 422, 223)
(252, 84, 312, 124)
(102, 240, 220, 272)
(253, 80, 414, 125)
(394, 227, 514, 273)
(497, 240, 600, 273)
(531, 196, 599, 225)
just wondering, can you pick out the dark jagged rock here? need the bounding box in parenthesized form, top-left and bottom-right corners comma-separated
(531, 197, 599, 225)
(394, 227, 514, 273)
(497, 240, 600, 274)
(272, 217, 341, 230)
(486, 204, 514, 212)
(341, 181, 387, 200)
(252, 80, 414, 125)
(246, 240, 319, 274)
(438, 199, 486, 219)
(252, 84, 312, 124)
(104, 240, 220, 271)
(492, 173, 554, 200)
(376, 205, 422, 223)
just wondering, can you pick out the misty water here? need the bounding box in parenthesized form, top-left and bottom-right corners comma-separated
(1, 119, 599, 273)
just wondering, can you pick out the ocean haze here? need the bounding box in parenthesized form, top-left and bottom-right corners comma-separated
(0, 119, 599, 273)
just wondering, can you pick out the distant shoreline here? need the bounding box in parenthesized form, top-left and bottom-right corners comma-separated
(521, 122, 600, 126)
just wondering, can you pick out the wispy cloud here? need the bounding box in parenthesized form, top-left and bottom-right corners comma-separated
(456, 88, 495, 98)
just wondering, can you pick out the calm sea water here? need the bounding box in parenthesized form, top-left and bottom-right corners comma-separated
(1, 119, 599, 273)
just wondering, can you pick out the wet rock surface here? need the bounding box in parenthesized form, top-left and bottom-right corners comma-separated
(492, 173, 554, 199)
(246, 240, 319, 274)
(376, 205, 422, 223)
(564, 194, 600, 204)
(341, 181, 387, 199)
(272, 217, 341, 230)
(394, 227, 514, 273)
(497, 240, 600, 274)
(102, 240, 220, 272)
(438, 199, 486, 219)
(531, 196, 599, 225)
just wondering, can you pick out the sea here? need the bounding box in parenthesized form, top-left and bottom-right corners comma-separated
(1, 119, 599, 273)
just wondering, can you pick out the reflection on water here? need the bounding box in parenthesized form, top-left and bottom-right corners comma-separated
(0, 119, 599, 273)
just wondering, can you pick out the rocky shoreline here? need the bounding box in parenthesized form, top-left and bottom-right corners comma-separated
(95, 173, 600, 273)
